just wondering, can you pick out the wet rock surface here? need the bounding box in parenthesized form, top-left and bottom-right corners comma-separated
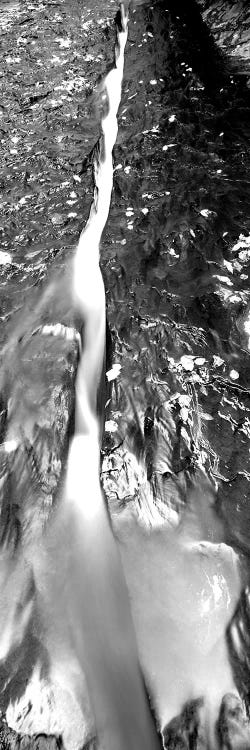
(162, 694, 250, 749)
(0, 0, 119, 538)
(197, 0, 250, 79)
(0, 0, 116, 335)
(102, 0, 250, 550)
(0, 0, 250, 748)
(0, 718, 63, 750)
(101, 0, 250, 744)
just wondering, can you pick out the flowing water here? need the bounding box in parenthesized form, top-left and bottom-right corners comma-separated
(0, 0, 250, 748)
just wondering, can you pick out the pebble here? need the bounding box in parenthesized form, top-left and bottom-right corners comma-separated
(51, 213, 65, 225)
(0, 251, 12, 265)
(194, 357, 206, 367)
(105, 420, 117, 433)
(180, 355, 194, 372)
(229, 369, 239, 380)
(106, 363, 121, 382)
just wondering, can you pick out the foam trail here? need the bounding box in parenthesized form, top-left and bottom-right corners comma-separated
(37, 6, 161, 750)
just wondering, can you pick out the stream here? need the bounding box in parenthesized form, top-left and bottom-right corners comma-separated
(0, 0, 250, 748)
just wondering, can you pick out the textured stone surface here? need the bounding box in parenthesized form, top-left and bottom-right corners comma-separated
(162, 693, 250, 749)
(197, 0, 250, 79)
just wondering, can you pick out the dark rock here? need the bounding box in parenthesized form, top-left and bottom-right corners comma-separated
(0, 717, 63, 749)
(227, 587, 250, 709)
(197, 0, 250, 79)
(216, 693, 250, 749)
(0, 265, 79, 549)
(162, 694, 250, 748)
(162, 698, 206, 749)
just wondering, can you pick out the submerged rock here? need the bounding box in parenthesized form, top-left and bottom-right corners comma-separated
(162, 698, 206, 750)
(162, 693, 250, 749)
(217, 693, 250, 749)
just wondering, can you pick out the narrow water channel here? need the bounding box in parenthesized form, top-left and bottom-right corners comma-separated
(0, 0, 250, 749)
